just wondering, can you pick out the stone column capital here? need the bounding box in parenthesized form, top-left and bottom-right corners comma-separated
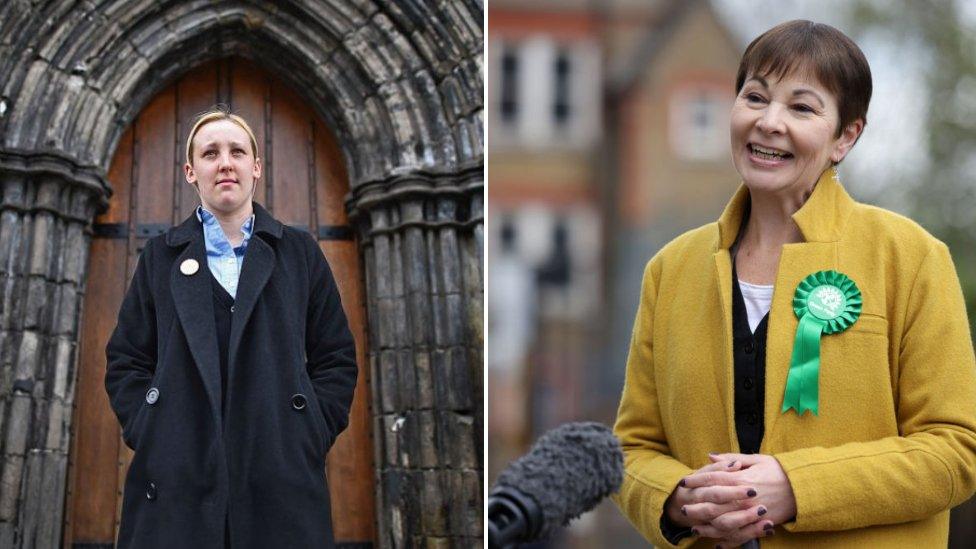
(0, 147, 111, 214)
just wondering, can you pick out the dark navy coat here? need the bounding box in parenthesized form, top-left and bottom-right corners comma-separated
(105, 201, 356, 548)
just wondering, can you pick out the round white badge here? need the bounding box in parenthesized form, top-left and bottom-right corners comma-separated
(180, 259, 200, 276)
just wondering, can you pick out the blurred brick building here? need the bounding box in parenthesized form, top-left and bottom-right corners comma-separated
(487, 0, 741, 544)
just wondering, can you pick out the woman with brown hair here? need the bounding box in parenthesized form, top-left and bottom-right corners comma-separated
(613, 21, 976, 548)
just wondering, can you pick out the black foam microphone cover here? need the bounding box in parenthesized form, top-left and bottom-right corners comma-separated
(487, 422, 624, 548)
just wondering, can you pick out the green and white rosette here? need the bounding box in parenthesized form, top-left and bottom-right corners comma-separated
(783, 270, 862, 416)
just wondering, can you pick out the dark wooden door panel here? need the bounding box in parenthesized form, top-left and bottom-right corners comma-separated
(133, 90, 176, 224)
(270, 83, 313, 228)
(176, 62, 221, 218)
(65, 57, 375, 547)
(64, 126, 133, 545)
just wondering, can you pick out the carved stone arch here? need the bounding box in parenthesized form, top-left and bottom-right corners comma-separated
(0, 1, 483, 547)
(2, 1, 482, 184)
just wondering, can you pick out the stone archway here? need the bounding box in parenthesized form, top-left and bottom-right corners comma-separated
(0, 2, 483, 547)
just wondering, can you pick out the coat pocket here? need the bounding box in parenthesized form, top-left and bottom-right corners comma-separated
(817, 313, 895, 430)
(297, 370, 331, 456)
(123, 402, 148, 450)
(848, 313, 888, 336)
(124, 380, 163, 451)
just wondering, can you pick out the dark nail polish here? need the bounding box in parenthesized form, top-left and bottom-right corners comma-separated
(680, 506, 687, 516)
(747, 489, 757, 497)
(758, 507, 767, 516)
(766, 529, 776, 536)
(691, 528, 699, 536)
(764, 523, 774, 531)
(727, 461, 736, 467)
(679, 478, 687, 487)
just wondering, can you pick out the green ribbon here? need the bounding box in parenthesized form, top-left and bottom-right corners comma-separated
(783, 271, 862, 416)
(783, 313, 826, 415)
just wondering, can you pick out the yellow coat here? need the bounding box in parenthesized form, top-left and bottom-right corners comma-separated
(612, 168, 976, 547)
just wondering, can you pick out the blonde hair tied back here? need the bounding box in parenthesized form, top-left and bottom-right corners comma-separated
(185, 107, 260, 166)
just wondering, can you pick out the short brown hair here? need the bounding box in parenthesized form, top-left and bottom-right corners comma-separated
(735, 20, 872, 137)
(185, 108, 259, 166)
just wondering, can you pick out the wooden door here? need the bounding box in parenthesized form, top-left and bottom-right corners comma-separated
(64, 58, 375, 547)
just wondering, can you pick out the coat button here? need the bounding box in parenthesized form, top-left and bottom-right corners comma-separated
(146, 482, 157, 501)
(291, 393, 307, 411)
(146, 387, 159, 405)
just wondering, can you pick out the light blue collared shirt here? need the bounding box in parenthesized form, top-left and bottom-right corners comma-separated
(196, 205, 255, 299)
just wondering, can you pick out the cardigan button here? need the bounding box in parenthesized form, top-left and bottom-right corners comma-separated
(744, 341, 755, 354)
(146, 481, 157, 501)
(146, 387, 159, 405)
(747, 412, 759, 425)
(291, 393, 307, 411)
(743, 377, 754, 390)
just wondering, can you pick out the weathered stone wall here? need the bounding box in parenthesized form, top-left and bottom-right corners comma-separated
(0, 152, 106, 547)
(350, 165, 483, 547)
(0, 1, 483, 547)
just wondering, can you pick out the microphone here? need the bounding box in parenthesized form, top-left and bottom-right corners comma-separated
(487, 422, 624, 548)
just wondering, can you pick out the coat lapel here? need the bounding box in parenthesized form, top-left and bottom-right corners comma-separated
(226, 202, 282, 385)
(712, 168, 855, 450)
(713, 183, 749, 449)
(167, 217, 223, 421)
(713, 248, 737, 448)
(226, 235, 274, 381)
(763, 169, 852, 441)
(165, 202, 284, 423)
(763, 240, 837, 442)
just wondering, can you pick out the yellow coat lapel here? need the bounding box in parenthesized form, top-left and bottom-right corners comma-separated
(714, 168, 856, 448)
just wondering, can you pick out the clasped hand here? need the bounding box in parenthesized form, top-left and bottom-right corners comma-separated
(665, 453, 796, 547)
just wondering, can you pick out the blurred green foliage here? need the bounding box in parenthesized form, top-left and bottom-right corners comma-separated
(852, 0, 976, 338)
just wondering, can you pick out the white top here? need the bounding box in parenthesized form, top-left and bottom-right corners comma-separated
(738, 279, 774, 333)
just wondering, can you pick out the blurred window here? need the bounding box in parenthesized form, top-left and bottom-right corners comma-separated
(490, 38, 600, 149)
(669, 87, 728, 162)
(501, 46, 520, 124)
(692, 94, 712, 130)
(553, 49, 572, 126)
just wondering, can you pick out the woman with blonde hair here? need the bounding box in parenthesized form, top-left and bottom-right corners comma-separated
(106, 108, 357, 548)
(613, 21, 976, 548)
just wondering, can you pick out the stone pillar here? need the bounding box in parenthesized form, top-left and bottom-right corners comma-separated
(0, 151, 107, 546)
(351, 164, 482, 548)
